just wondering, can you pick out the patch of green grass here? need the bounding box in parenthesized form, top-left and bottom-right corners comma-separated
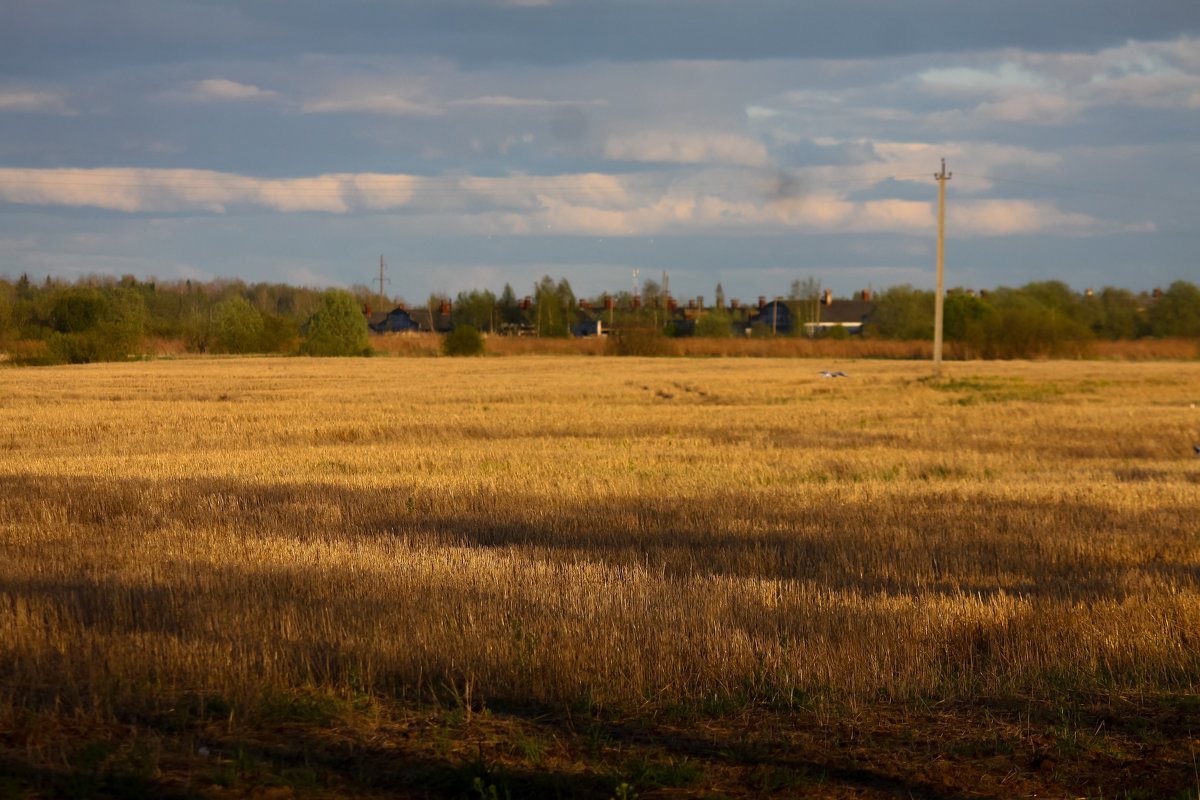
(622, 755, 704, 789)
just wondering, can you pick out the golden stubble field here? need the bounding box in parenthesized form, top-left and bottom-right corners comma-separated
(1, 356, 1198, 797)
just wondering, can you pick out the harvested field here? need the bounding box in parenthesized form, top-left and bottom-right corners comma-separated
(1, 357, 1198, 797)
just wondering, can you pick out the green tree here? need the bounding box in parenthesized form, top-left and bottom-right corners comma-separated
(453, 289, 498, 332)
(498, 283, 522, 326)
(866, 285, 934, 339)
(213, 295, 265, 353)
(532, 276, 576, 337)
(50, 287, 106, 333)
(1147, 281, 1200, 337)
(0, 279, 14, 344)
(302, 289, 371, 356)
(1083, 287, 1144, 340)
(942, 292, 994, 342)
(694, 310, 733, 338)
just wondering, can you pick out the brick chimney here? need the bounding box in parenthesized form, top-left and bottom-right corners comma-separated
(440, 299, 450, 314)
(731, 298, 740, 310)
(1153, 287, 1162, 298)
(861, 289, 871, 302)
(605, 297, 615, 310)
(758, 296, 766, 309)
(688, 299, 696, 309)
(824, 289, 833, 306)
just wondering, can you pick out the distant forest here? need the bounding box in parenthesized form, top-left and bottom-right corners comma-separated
(1, 272, 1198, 365)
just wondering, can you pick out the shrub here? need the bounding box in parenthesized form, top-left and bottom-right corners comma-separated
(605, 324, 675, 356)
(822, 324, 850, 340)
(694, 311, 733, 338)
(443, 325, 485, 356)
(302, 290, 371, 357)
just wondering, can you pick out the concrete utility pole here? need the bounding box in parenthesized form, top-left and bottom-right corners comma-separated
(933, 159, 951, 378)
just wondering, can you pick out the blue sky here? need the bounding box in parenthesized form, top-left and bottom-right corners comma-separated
(1, 0, 1197, 303)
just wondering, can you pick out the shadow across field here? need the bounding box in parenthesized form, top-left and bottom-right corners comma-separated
(3, 472, 1195, 601)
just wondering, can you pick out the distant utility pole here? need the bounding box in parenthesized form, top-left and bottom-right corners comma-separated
(933, 159, 951, 378)
(377, 255, 390, 305)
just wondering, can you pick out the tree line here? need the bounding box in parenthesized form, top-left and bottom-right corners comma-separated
(0, 272, 1197, 364)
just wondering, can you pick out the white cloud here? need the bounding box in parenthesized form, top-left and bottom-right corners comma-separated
(449, 96, 602, 109)
(173, 79, 279, 103)
(0, 90, 76, 115)
(603, 131, 770, 166)
(972, 92, 1085, 125)
(919, 62, 1047, 89)
(300, 92, 443, 116)
(0, 166, 1148, 240)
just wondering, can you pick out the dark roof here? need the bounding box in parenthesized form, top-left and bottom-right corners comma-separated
(817, 300, 873, 325)
(405, 307, 454, 333)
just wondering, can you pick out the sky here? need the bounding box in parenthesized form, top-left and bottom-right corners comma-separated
(1, 0, 1198, 304)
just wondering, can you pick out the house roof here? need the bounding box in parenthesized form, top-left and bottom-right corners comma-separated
(816, 299, 873, 325)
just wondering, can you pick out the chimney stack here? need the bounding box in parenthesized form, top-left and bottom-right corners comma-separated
(861, 289, 871, 302)
(731, 298, 740, 310)
(440, 299, 450, 314)
(759, 296, 766, 309)
(688, 299, 696, 309)
(824, 288, 833, 306)
(605, 297, 615, 310)
(1154, 287, 1162, 298)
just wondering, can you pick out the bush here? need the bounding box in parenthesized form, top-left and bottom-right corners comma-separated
(302, 290, 371, 357)
(694, 311, 733, 338)
(822, 324, 850, 340)
(605, 324, 675, 356)
(443, 325, 485, 356)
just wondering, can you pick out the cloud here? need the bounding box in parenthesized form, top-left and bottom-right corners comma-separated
(0, 166, 1151, 240)
(300, 92, 443, 116)
(0, 90, 76, 115)
(919, 63, 1047, 89)
(972, 92, 1085, 125)
(949, 200, 1120, 237)
(171, 78, 279, 103)
(449, 96, 600, 109)
(603, 131, 770, 166)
